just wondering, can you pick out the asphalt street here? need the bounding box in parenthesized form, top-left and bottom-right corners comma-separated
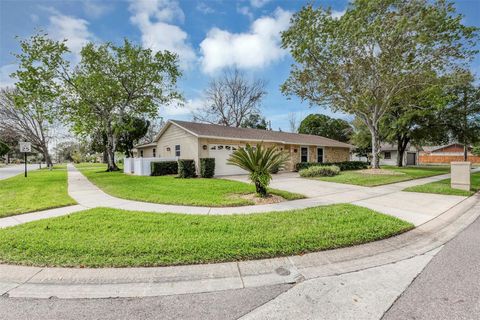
(0, 164, 40, 180)
(0, 284, 291, 320)
(383, 216, 480, 320)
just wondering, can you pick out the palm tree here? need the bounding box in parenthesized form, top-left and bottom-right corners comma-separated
(227, 143, 289, 197)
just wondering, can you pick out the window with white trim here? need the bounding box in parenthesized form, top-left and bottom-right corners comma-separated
(175, 145, 180, 157)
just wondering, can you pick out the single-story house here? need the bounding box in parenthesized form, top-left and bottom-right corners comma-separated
(380, 143, 419, 166)
(129, 120, 354, 176)
(419, 143, 480, 164)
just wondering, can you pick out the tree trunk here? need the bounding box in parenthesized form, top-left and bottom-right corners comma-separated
(40, 145, 53, 168)
(464, 145, 468, 161)
(370, 127, 381, 169)
(255, 181, 268, 197)
(396, 136, 410, 167)
(105, 127, 119, 172)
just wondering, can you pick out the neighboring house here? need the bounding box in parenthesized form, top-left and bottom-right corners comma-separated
(380, 143, 419, 166)
(130, 120, 353, 176)
(419, 143, 480, 164)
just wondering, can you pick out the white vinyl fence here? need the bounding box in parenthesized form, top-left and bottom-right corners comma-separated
(124, 157, 178, 176)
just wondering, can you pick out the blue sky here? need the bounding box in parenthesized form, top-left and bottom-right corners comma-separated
(1, 0, 479, 131)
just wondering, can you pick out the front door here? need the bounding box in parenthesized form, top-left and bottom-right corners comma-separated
(317, 148, 324, 163)
(301, 147, 308, 162)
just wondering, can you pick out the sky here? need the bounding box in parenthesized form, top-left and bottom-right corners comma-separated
(1, 0, 480, 131)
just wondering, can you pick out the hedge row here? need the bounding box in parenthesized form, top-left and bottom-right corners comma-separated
(295, 161, 368, 172)
(151, 161, 178, 176)
(299, 165, 340, 177)
(178, 159, 196, 178)
(200, 158, 215, 178)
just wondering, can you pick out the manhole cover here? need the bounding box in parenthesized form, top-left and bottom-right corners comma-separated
(275, 267, 291, 276)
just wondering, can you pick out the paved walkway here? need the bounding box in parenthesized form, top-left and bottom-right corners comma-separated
(0, 164, 40, 180)
(0, 165, 474, 229)
(67, 165, 470, 225)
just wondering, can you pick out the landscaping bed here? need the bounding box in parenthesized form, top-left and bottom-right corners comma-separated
(75, 163, 304, 207)
(0, 204, 413, 267)
(404, 172, 480, 196)
(0, 165, 76, 218)
(311, 166, 450, 187)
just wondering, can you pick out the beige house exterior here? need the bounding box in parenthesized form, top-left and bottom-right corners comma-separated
(133, 120, 353, 176)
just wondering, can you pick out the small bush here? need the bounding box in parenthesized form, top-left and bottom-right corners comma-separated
(200, 158, 215, 178)
(151, 161, 178, 176)
(295, 161, 368, 172)
(270, 162, 280, 174)
(178, 159, 196, 178)
(299, 165, 340, 177)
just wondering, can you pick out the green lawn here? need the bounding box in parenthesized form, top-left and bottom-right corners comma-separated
(404, 172, 480, 196)
(75, 163, 304, 207)
(313, 166, 450, 187)
(0, 166, 76, 218)
(0, 204, 413, 267)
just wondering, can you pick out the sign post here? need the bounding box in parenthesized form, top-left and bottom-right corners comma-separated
(19, 142, 31, 178)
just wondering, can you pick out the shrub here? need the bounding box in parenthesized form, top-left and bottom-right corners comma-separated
(200, 158, 215, 178)
(270, 162, 280, 174)
(295, 161, 368, 172)
(227, 143, 289, 197)
(473, 146, 480, 156)
(151, 161, 178, 176)
(299, 165, 340, 177)
(178, 159, 196, 178)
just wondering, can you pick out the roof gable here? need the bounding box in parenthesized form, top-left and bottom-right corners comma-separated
(157, 120, 353, 148)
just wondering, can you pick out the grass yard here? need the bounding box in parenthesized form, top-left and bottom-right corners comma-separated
(404, 172, 480, 196)
(75, 163, 304, 207)
(0, 165, 76, 218)
(313, 166, 450, 187)
(0, 204, 413, 267)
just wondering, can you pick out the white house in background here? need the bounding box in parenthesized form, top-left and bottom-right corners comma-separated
(126, 119, 354, 176)
(380, 143, 419, 166)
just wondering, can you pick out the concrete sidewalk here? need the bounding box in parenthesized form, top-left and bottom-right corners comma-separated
(1, 192, 478, 300)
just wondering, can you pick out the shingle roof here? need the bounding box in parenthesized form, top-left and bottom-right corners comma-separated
(380, 143, 419, 152)
(168, 120, 354, 148)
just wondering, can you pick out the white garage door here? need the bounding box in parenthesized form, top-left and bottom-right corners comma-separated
(209, 144, 248, 176)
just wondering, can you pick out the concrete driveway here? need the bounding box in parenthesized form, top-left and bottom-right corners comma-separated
(223, 172, 469, 226)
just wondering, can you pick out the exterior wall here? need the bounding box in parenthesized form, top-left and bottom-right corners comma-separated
(324, 147, 350, 163)
(419, 154, 480, 164)
(380, 150, 398, 166)
(156, 124, 199, 161)
(137, 147, 155, 158)
(433, 144, 465, 153)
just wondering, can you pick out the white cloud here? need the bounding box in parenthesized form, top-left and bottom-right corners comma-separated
(163, 98, 204, 116)
(331, 9, 346, 19)
(237, 6, 253, 20)
(83, 1, 112, 18)
(129, 0, 196, 68)
(0, 64, 17, 88)
(48, 13, 94, 57)
(199, 8, 292, 74)
(250, 0, 272, 8)
(196, 2, 214, 14)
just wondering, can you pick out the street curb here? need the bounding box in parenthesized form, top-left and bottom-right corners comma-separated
(1, 193, 478, 299)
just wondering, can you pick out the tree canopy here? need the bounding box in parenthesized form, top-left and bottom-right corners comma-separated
(63, 39, 182, 170)
(194, 69, 267, 127)
(298, 114, 352, 142)
(281, 0, 478, 168)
